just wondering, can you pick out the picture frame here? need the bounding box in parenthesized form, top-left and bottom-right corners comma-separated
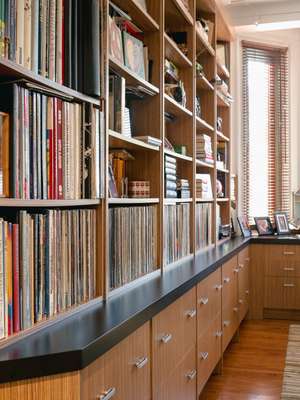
(123, 31, 145, 79)
(274, 212, 290, 235)
(109, 16, 124, 64)
(237, 216, 252, 238)
(254, 217, 274, 236)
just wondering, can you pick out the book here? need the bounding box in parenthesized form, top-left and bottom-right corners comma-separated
(0, 112, 9, 197)
(196, 203, 212, 249)
(128, 181, 150, 198)
(134, 136, 162, 147)
(196, 173, 213, 199)
(109, 16, 124, 64)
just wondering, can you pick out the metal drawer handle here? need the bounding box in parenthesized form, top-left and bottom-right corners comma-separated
(161, 333, 172, 344)
(186, 309, 196, 318)
(135, 357, 148, 369)
(98, 388, 116, 400)
(215, 331, 223, 337)
(200, 352, 209, 360)
(186, 369, 197, 380)
(284, 267, 295, 271)
(223, 277, 230, 283)
(245, 290, 249, 295)
(239, 264, 244, 269)
(214, 284, 223, 291)
(283, 251, 295, 255)
(283, 283, 295, 288)
(233, 307, 239, 312)
(234, 268, 239, 273)
(199, 297, 209, 305)
(245, 257, 250, 262)
(239, 299, 243, 304)
(224, 320, 231, 327)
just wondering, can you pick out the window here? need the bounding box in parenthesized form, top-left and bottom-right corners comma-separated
(242, 42, 290, 221)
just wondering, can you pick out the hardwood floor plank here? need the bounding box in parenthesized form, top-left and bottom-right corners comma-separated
(200, 320, 291, 399)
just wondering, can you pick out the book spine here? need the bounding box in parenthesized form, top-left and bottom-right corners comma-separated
(23, 0, 32, 69)
(12, 223, 20, 334)
(57, 98, 63, 199)
(16, 0, 25, 66)
(0, 219, 4, 339)
(6, 222, 13, 336)
(56, 0, 63, 84)
(48, 0, 56, 81)
(31, 0, 39, 73)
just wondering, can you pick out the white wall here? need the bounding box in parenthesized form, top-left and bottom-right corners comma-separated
(231, 28, 300, 214)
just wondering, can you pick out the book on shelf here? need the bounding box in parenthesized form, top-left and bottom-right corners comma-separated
(0, 112, 10, 198)
(196, 203, 213, 250)
(109, 149, 134, 198)
(164, 203, 190, 264)
(0, 208, 96, 340)
(109, 205, 157, 289)
(164, 155, 177, 198)
(196, 134, 214, 163)
(0, 80, 104, 200)
(196, 173, 213, 200)
(1, 0, 100, 96)
(177, 179, 190, 199)
(134, 136, 162, 147)
(128, 181, 150, 198)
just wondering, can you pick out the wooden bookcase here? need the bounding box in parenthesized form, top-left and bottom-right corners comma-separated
(0, 0, 233, 348)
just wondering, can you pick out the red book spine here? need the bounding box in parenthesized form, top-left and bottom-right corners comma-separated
(53, 98, 58, 199)
(57, 99, 63, 199)
(12, 224, 20, 334)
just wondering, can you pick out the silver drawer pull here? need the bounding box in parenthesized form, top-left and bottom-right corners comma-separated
(233, 307, 239, 312)
(135, 357, 148, 369)
(223, 320, 231, 327)
(283, 283, 295, 287)
(161, 333, 172, 344)
(283, 251, 295, 255)
(98, 388, 116, 400)
(200, 352, 209, 360)
(245, 257, 250, 262)
(245, 290, 249, 295)
(186, 369, 197, 380)
(223, 277, 230, 283)
(234, 268, 239, 273)
(239, 299, 243, 304)
(239, 264, 244, 269)
(215, 331, 223, 337)
(198, 297, 209, 305)
(186, 309, 196, 318)
(214, 284, 223, 291)
(284, 267, 295, 271)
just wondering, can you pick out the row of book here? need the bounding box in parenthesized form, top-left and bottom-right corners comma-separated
(0, 82, 104, 199)
(164, 204, 190, 265)
(109, 206, 157, 289)
(196, 134, 213, 164)
(0, 0, 100, 96)
(196, 203, 213, 250)
(0, 208, 96, 340)
(196, 173, 213, 200)
(165, 155, 177, 198)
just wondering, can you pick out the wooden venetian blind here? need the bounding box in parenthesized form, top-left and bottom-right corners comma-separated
(242, 41, 290, 220)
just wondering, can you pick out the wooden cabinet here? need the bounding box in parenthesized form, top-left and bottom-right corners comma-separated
(222, 256, 239, 352)
(238, 247, 250, 322)
(197, 268, 222, 335)
(152, 288, 197, 400)
(264, 277, 300, 310)
(197, 314, 222, 395)
(81, 322, 151, 400)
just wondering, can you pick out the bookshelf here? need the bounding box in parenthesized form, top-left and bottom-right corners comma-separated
(0, 0, 233, 347)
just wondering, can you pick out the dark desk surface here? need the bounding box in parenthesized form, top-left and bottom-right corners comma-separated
(0, 235, 297, 383)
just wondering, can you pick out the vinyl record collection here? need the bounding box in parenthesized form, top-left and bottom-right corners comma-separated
(0, 208, 96, 340)
(196, 203, 213, 250)
(164, 203, 190, 265)
(109, 205, 157, 289)
(0, 82, 103, 200)
(0, 0, 100, 96)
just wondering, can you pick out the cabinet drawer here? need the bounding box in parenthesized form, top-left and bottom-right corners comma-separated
(81, 322, 151, 400)
(222, 256, 238, 309)
(152, 288, 196, 392)
(157, 347, 197, 400)
(266, 245, 300, 263)
(197, 314, 222, 396)
(197, 268, 222, 335)
(265, 259, 300, 278)
(222, 300, 239, 352)
(238, 247, 250, 268)
(264, 277, 300, 310)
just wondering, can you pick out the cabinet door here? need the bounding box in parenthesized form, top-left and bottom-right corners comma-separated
(81, 322, 151, 400)
(197, 314, 222, 396)
(222, 256, 238, 309)
(197, 268, 222, 335)
(152, 288, 196, 399)
(158, 347, 197, 400)
(238, 250, 250, 322)
(264, 277, 300, 310)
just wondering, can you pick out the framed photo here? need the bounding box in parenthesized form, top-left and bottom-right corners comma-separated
(274, 212, 290, 235)
(254, 217, 274, 236)
(237, 216, 252, 238)
(109, 16, 124, 64)
(123, 31, 145, 79)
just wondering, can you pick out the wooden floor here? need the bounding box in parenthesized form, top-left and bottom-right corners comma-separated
(200, 320, 291, 400)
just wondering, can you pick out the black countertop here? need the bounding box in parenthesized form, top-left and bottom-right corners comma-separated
(0, 235, 298, 383)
